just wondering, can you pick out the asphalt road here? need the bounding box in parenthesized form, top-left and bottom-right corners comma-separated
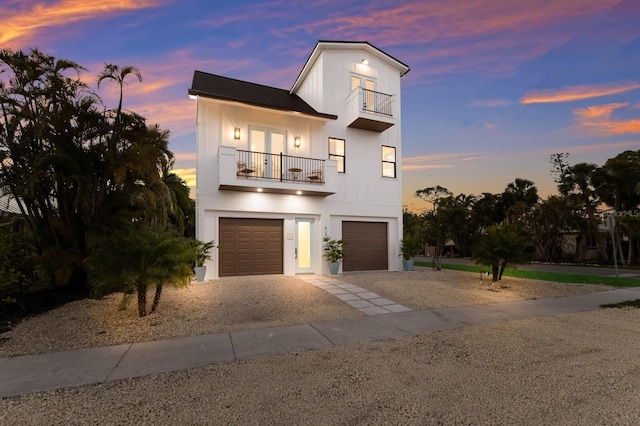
(415, 256, 640, 279)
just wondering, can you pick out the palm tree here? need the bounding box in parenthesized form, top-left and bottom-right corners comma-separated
(0, 50, 181, 290)
(558, 162, 608, 262)
(503, 178, 538, 224)
(97, 64, 142, 124)
(473, 224, 531, 281)
(523, 195, 575, 262)
(86, 227, 195, 317)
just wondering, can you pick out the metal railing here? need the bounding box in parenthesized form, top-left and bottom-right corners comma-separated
(236, 150, 325, 184)
(362, 88, 393, 116)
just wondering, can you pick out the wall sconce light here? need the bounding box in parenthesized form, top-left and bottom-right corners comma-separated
(234, 128, 241, 140)
(294, 136, 301, 148)
(361, 58, 369, 65)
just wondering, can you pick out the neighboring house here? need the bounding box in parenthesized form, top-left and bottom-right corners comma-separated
(0, 193, 26, 233)
(188, 41, 410, 279)
(560, 229, 607, 262)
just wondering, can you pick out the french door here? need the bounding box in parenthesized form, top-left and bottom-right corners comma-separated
(249, 126, 286, 179)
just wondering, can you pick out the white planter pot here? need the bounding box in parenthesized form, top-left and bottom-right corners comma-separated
(402, 259, 414, 272)
(329, 262, 340, 275)
(194, 266, 206, 282)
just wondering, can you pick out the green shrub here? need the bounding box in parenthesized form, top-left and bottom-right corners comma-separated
(0, 228, 40, 301)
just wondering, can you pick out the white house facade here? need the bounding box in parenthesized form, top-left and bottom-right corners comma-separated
(189, 41, 410, 279)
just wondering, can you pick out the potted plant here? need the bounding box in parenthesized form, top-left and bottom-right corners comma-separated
(322, 236, 344, 275)
(193, 240, 216, 282)
(399, 237, 421, 271)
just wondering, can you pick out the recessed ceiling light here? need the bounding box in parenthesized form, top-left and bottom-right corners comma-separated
(257, 188, 263, 192)
(296, 191, 302, 195)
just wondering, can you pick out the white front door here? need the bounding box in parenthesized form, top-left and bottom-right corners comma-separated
(295, 218, 314, 273)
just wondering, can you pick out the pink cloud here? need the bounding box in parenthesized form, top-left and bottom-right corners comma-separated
(402, 152, 487, 171)
(131, 99, 195, 138)
(573, 103, 640, 135)
(291, 1, 619, 45)
(0, 0, 159, 47)
(521, 83, 640, 104)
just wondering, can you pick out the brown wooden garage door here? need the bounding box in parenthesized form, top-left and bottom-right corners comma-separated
(219, 218, 283, 277)
(342, 221, 388, 272)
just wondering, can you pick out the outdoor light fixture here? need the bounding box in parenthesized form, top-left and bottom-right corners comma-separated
(296, 191, 302, 195)
(361, 58, 369, 65)
(257, 188, 263, 192)
(294, 136, 301, 147)
(234, 128, 240, 140)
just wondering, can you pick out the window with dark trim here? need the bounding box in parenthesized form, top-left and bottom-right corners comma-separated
(329, 138, 345, 173)
(382, 145, 396, 178)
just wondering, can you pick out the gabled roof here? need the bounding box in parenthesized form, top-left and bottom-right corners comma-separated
(188, 71, 337, 120)
(290, 41, 411, 94)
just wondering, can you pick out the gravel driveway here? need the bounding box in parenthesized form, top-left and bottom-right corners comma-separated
(2, 268, 639, 425)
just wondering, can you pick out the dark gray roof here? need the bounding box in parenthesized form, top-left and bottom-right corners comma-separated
(188, 71, 337, 120)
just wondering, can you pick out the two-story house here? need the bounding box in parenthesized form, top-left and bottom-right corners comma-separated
(188, 41, 410, 279)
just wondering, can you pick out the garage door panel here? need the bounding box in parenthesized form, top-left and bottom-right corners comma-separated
(342, 221, 388, 272)
(219, 218, 283, 277)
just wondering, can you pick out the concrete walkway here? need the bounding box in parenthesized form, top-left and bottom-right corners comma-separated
(1, 287, 640, 399)
(298, 275, 413, 315)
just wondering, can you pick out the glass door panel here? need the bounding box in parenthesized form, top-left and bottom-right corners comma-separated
(249, 128, 265, 177)
(269, 131, 285, 180)
(295, 219, 314, 273)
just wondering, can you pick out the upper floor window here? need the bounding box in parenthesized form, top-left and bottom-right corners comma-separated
(329, 138, 345, 173)
(382, 146, 396, 178)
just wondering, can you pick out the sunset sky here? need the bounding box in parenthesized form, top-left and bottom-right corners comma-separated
(2, 0, 639, 211)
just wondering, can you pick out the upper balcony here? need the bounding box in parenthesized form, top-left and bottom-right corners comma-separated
(217, 146, 337, 196)
(346, 87, 396, 133)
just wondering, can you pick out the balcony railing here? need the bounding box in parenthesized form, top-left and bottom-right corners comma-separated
(361, 88, 393, 116)
(236, 150, 325, 184)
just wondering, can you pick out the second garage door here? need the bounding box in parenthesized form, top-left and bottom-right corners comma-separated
(342, 221, 388, 272)
(219, 218, 283, 277)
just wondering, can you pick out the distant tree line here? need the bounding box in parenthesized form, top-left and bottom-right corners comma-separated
(0, 49, 200, 316)
(405, 150, 640, 280)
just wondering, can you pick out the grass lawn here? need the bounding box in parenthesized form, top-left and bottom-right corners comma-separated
(413, 261, 640, 288)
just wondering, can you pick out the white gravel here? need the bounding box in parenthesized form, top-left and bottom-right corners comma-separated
(1, 308, 640, 425)
(335, 269, 611, 310)
(0, 269, 612, 357)
(0, 275, 359, 357)
(2, 268, 639, 424)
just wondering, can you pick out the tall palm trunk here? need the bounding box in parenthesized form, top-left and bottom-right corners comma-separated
(151, 284, 163, 314)
(137, 284, 147, 317)
(492, 264, 499, 282)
